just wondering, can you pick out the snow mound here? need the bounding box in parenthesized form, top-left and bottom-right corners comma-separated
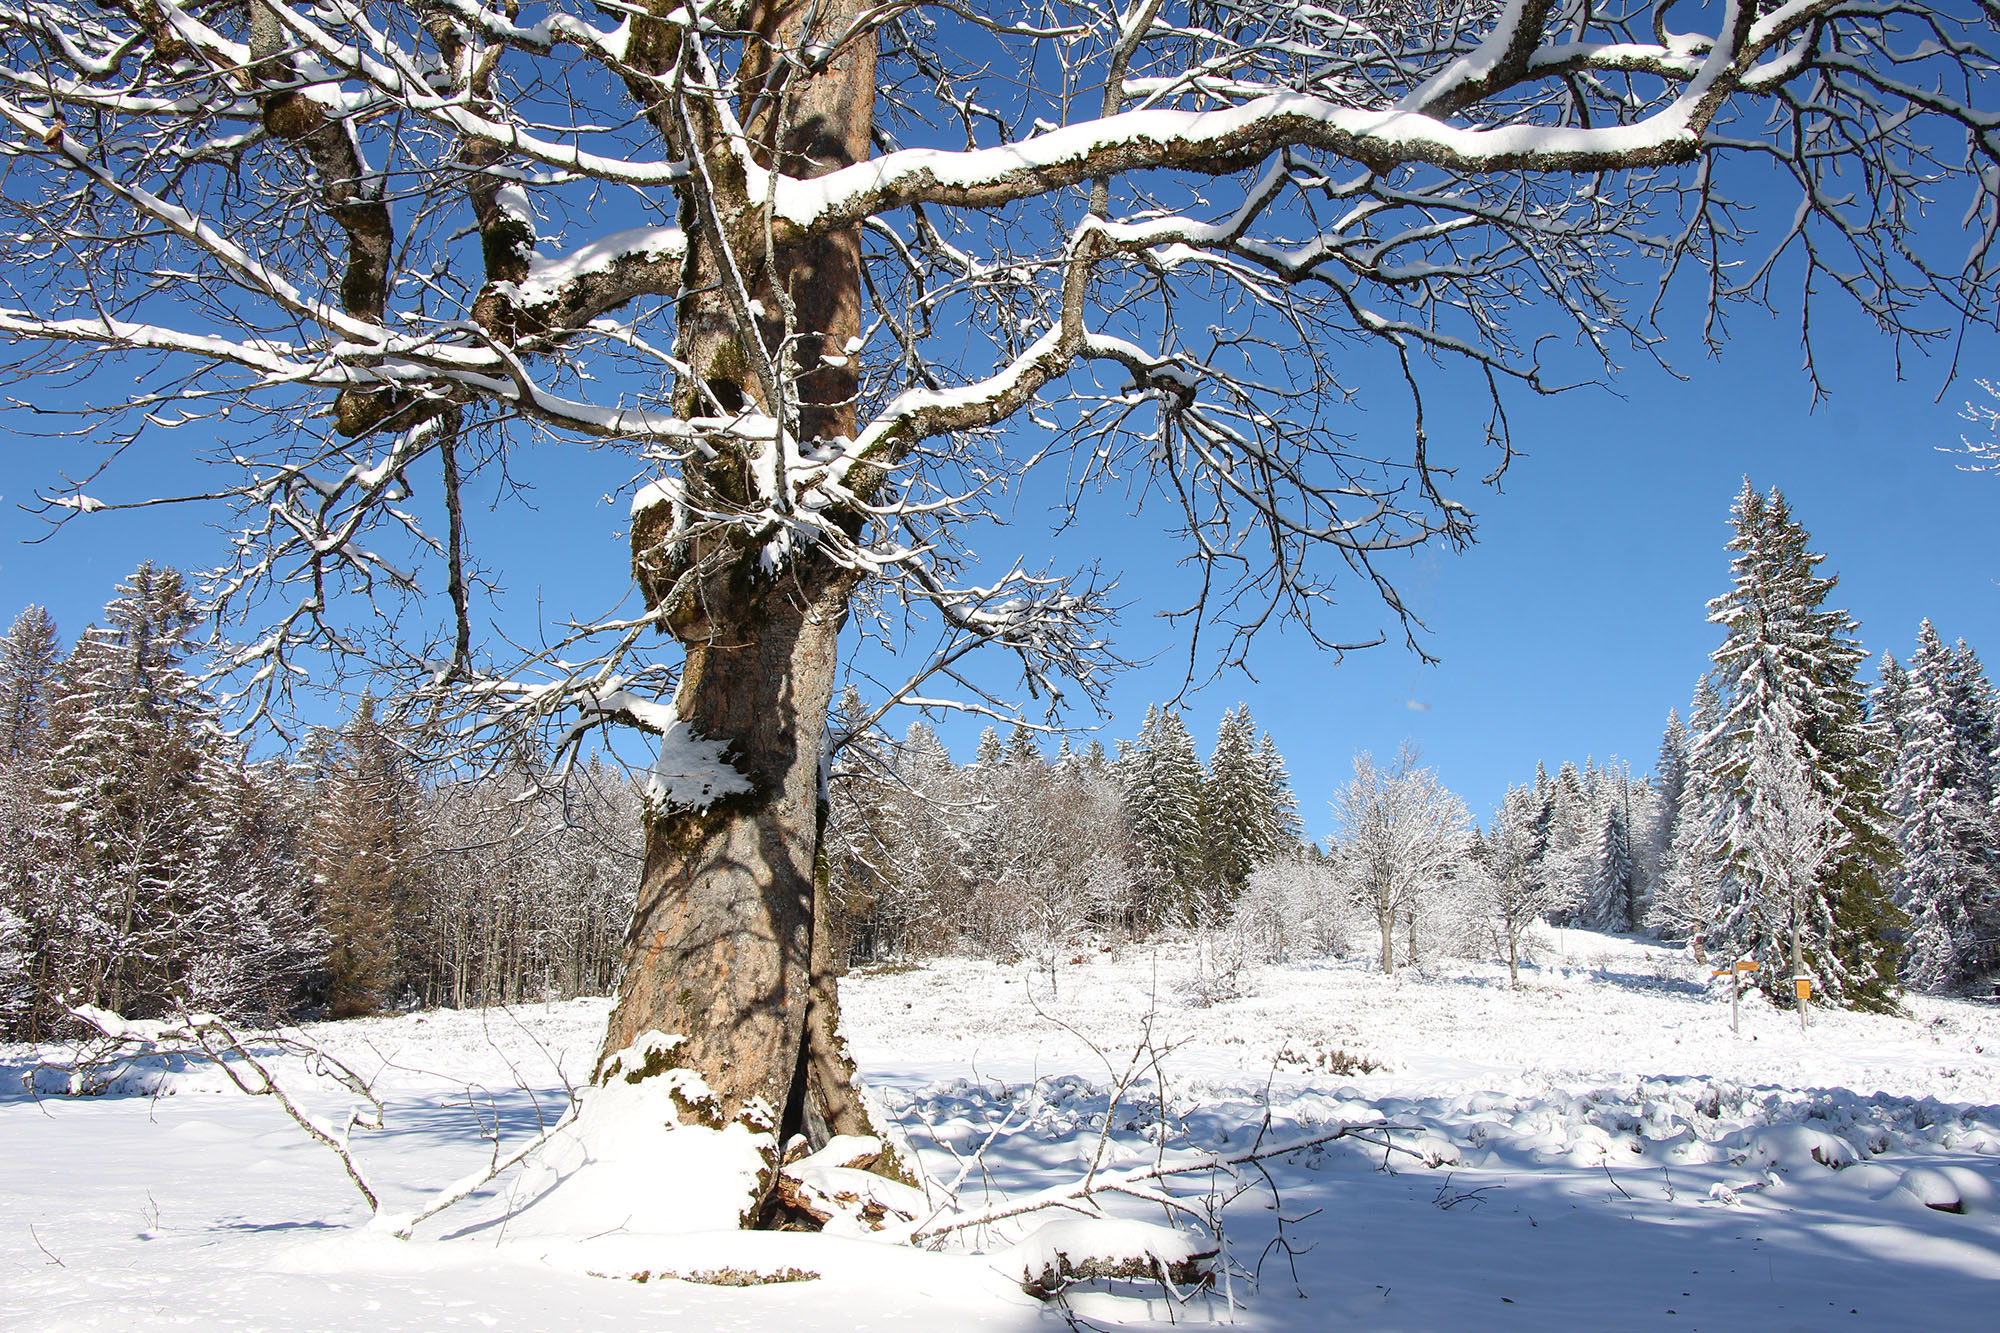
(1726, 1123, 1858, 1173)
(1888, 1165, 1996, 1215)
(779, 1134, 929, 1236)
(498, 1031, 774, 1239)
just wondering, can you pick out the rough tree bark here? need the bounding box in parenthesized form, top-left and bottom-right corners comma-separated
(599, 0, 890, 1220)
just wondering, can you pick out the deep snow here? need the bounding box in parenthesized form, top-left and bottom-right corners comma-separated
(5, 931, 1998, 1329)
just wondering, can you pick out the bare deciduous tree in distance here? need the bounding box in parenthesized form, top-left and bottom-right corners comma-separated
(1333, 747, 1472, 975)
(1, 0, 1995, 1230)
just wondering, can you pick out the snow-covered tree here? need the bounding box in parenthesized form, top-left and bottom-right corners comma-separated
(1332, 748, 1471, 976)
(6, 0, 1994, 1231)
(43, 565, 216, 1018)
(1873, 653, 1915, 763)
(1254, 734, 1306, 849)
(0, 606, 59, 759)
(1579, 803, 1637, 931)
(1473, 785, 1571, 985)
(181, 751, 321, 1020)
(1198, 704, 1304, 919)
(972, 727, 1007, 771)
(1641, 711, 1689, 918)
(1735, 728, 1847, 1020)
(1537, 761, 1595, 919)
(1887, 622, 2000, 992)
(1120, 706, 1207, 925)
(0, 606, 61, 1035)
(1233, 852, 1351, 963)
(1703, 483, 1900, 1010)
(1651, 676, 1728, 958)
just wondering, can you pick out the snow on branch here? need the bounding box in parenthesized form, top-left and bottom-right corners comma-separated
(63, 1004, 386, 1214)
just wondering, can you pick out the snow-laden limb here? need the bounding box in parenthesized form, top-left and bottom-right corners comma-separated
(1002, 1217, 1216, 1297)
(63, 1004, 385, 1214)
(374, 1105, 578, 1242)
(892, 1119, 1436, 1245)
(0, 0, 1989, 727)
(772, 1135, 929, 1236)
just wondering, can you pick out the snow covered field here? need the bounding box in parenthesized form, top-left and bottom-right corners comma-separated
(6, 931, 2000, 1330)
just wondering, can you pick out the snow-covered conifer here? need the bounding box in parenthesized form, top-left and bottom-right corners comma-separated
(1887, 621, 2000, 991)
(43, 565, 215, 1019)
(1580, 804, 1637, 930)
(1197, 705, 1268, 916)
(1470, 785, 1573, 984)
(1702, 483, 1899, 1010)
(0, 606, 60, 759)
(1003, 722, 1044, 769)
(1118, 706, 1207, 925)
(1640, 711, 1689, 917)
(972, 726, 1006, 770)
(1651, 678, 1727, 957)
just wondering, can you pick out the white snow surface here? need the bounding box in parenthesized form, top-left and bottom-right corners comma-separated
(6, 932, 2000, 1328)
(493, 1031, 774, 1240)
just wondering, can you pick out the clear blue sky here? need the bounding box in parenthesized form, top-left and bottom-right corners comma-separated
(3, 289, 1996, 846)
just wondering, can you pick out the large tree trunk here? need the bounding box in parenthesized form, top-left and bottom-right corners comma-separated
(579, 0, 892, 1231)
(598, 557, 860, 1128)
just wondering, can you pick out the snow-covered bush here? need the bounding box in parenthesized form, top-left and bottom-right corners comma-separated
(1232, 855, 1353, 963)
(1177, 923, 1251, 1007)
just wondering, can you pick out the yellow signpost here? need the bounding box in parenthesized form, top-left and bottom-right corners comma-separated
(1711, 958, 1761, 1035)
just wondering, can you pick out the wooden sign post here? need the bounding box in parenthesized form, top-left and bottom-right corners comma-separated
(1711, 957, 1761, 1035)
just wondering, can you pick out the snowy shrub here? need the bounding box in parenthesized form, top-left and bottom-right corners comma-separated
(1176, 924, 1250, 1008)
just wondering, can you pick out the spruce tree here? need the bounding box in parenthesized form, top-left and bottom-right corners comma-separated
(0, 606, 60, 759)
(1254, 732, 1305, 850)
(972, 725, 1006, 769)
(1888, 621, 2000, 991)
(1003, 721, 1044, 768)
(0, 606, 62, 1036)
(1539, 761, 1592, 920)
(308, 697, 424, 1017)
(1581, 803, 1636, 930)
(1197, 705, 1265, 916)
(1652, 676, 1728, 958)
(1872, 653, 1913, 762)
(1643, 710, 1689, 914)
(44, 564, 213, 1018)
(1118, 705, 1206, 926)
(1703, 482, 1901, 1011)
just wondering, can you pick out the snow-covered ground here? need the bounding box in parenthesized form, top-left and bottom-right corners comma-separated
(6, 932, 1999, 1329)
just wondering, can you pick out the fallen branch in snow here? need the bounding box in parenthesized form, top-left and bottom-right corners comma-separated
(901, 1119, 1434, 1243)
(377, 1104, 578, 1240)
(63, 1004, 385, 1214)
(27, 1222, 65, 1267)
